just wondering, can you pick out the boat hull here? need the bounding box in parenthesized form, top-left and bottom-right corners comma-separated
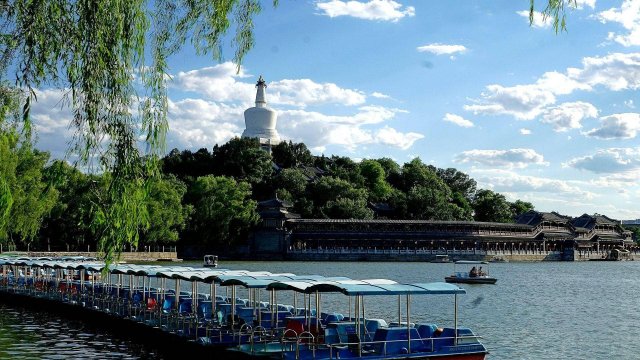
(444, 276, 497, 284)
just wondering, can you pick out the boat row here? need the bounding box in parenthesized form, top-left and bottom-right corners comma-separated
(0, 256, 489, 359)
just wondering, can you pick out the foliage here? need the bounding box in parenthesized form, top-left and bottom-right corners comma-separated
(2, 0, 276, 264)
(41, 161, 96, 250)
(432, 167, 477, 201)
(271, 141, 313, 168)
(322, 198, 373, 220)
(142, 175, 191, 244)
(162, 148, 215, 183)
(212, 137, 273, 185)
(530, 0, 577, 33)
(0, 86, 57, 244)
(186, 175, 258, 248)
(510, 200, 535, 218)
(274, 168, 308, 199)
(359, 159, 392, 202)
(472, 189, 514, 223)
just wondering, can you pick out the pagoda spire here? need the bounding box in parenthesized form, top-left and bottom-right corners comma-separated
(255, 75, 267, 107)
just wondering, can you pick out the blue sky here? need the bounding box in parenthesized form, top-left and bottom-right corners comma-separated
(31, 0, 640, 219)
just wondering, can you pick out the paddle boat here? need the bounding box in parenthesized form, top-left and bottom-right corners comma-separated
(430, 254, 451, 263)
(203, 255, 218, 268)
(445, 261, 497, 284)
(235, 279, 489, 360)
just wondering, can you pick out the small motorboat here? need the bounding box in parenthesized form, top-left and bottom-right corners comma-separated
(203, 254, 218, 267)
(445, 260, 497, 284)
(431, 254, 452, 263)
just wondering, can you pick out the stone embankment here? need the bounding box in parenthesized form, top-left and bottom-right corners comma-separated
(0, 251, 180, 262)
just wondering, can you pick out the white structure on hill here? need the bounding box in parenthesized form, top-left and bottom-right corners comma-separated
(242, 75, 281, 147)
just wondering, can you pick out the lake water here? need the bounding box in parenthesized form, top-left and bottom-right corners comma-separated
(1, 260, 639, 359)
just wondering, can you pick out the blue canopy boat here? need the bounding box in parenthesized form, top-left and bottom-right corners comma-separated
(445, 261, 497, 285)
(235, 280, 488, 360)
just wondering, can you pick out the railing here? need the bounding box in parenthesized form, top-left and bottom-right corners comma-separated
(289, 248, 560, 256)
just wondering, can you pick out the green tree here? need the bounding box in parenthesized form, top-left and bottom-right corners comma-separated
(322, 198, 373, 220)
(40, 161, 96, 251)
(274, 168, 309, 199)
(187, 175, 259, 248)
(308, 176, 370, 219)
(212, 137, 273, 185)
(142, 175, 191, 244)
(271, 141, 313, 168)
(360, 159, 392, 201)
(510, 200, 535, 218)
(432, 167, 477, 201)
(473, 189, 514, 223)
(2, 0, 276, 263)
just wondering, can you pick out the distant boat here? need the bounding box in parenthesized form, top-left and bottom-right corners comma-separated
(203, 254, 218, 267)
(489, 256, 508, 263)
(445, 260, 497, 284)
(431, 254, 451, 263)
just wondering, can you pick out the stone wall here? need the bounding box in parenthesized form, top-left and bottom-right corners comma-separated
(2, 251, 179, 262)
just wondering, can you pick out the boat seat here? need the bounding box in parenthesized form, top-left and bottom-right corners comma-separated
(417, 323, 438, 339)
(197, 301, 213, 320)
(371, 327, 426, 354)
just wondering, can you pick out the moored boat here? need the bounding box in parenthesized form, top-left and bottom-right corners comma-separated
(445, 261, 497, 284)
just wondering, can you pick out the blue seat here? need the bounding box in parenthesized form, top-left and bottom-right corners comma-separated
(178, 298, 193, 315)
(161, 296, 175, 313)
(198, 301, 213, 320)
(417, 324, 437, 339)
(371, 327, 425, 354)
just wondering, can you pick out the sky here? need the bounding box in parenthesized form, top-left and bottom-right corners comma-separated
(29, 0, 640, 220)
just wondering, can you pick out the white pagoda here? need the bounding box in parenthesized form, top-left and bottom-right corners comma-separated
(242, 75, 281, 147)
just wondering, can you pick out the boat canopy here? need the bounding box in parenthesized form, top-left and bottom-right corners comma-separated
(267, 279, 465, 296)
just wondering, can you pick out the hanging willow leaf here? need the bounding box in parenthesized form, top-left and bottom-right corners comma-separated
(530, 0, 578, 33)
(0, 0, 277, 268)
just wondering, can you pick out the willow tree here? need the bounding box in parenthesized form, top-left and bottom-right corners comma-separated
(530, 0, 577, 33)
(0, 0, 570, 264)
(1, 0, 276, 264)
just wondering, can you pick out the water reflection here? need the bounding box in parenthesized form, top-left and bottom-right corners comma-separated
(0, 303, 163, 359)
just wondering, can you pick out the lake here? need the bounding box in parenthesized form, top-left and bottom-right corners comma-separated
(1, 260, 639, 359)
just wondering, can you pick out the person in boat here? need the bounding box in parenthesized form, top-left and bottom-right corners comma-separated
(469, 266, 478, 277)
(478, 266, 484, 276)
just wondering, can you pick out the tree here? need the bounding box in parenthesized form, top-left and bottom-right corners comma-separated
(2, 0, 276, 263)
(308, 176, 369, 219)
(271, 141, 313, 168)
(142, 175, 192, 245)
(274, 168, 309, 199)
(359, 159, 392, 202)
(432, 167, 477, 201)
(510, 200, 535, 218)
(162, 148, 215, 183)
(473, 189, 514, 223)
(40, 161, 96, 251)
(530, 0, 577, 33)
(187, 175, 259, 248)
(0, 88, 57, 246)
(212, 137, 273, 185)
(322, 198, 374, 220)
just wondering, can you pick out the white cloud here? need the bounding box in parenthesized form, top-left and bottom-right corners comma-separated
(516, 10, 552, 28)
(465, 53, 640, 121)
(583, 113, 640, 139)
(29, 89, 74, 158)
(470, 169, 595, 199)
(443, 113, 474, 128)
(374, 126, 424, 149)
(172, 62, 254, 104)
(541, 101, 599, 132)
(172, 62, 367, 108)
(167, 98, 245, 149)
(520, 128, 532, 135)
(416, 43, 467, 55)
(316, 0, 415, 22)
(597, 0, 640, 47)
(464, 83, 556, 120)
(570, 53, 640, 91)
(565, 147, 640, 173)
(624, 99, 635, 109)
(278, 107, 420, 151)
(371, 91, 391, 99)
(454, 148, 548, 169)
(576, 0, 596, 9)
(269, 79, 366, 107)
